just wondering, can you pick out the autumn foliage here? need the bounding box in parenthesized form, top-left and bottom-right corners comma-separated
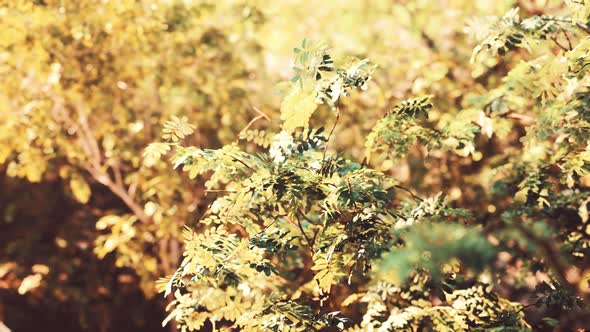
(2, 1, 590, 331)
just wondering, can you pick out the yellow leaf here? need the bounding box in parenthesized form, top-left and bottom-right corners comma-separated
(342, 294, 360, 306)
(24, 163, 43, 183)
(143, 142, 171, 167)
(70, 175, 91, 204)
(315, 269, 335, 291)
(32, 264, 50, 275)
(18, 274, 42, 295)
(0, 146, 9, 164)
(0, 262, 16, 279)
(514, 188, 528, 203)
(579, 198, 590, 223)
(280, 87, 317, 133)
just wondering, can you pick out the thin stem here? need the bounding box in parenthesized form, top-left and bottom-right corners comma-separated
(111, 162, 124, 188)
(563, 30, 573, 50)
(576, 23, 590, 35)
(261, 218, 277, 232)
(394, 184, 424, 202)
(310, 229, 319, 251)
(538, 16, 590, 35)
(127, 180, 138, 197)
(224, 152, 253, 171)
(539, 16, 572, 23)
(514, 299, 542, 315)
(294, 213, 313, 249)
(237, 106, 271, 142)
(298, 208, 317, 225)
(551, 33, 569, 52)
(323, 105, 340, 161)
(204, 189, 237, 193)
(258, 299, 291, 316)
(297, 210, 318, 251)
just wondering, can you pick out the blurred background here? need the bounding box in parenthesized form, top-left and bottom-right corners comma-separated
(0, 0, 562, 331)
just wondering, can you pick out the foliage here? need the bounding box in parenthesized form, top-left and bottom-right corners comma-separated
(153, 2, 590, 331)
(152, 41, 515, 330)
(4, 0, 590, 331)
(1, 0, 267, 330)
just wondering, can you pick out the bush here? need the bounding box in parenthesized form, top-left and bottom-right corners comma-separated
(154, 4, 590, 331)
(2, 1, 590, 331)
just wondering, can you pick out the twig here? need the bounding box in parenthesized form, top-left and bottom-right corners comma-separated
(310, 229, 319, 251)
(257, 299, 291, 316)
(323, 105, 340, 161)
(298, 208, 317, 225)
(253, 106, 271, 121)
(563, 30, 573, 50)
(551, 33, 569, 52)
(204, 189, 237, 193)
(297, 210, 317, 251)
(111, 162, 124, 188)
(224, 152, 253, 171)
(294, 214, 313, 249)
(127, 180, 138, 197)
(576, 23, 590, 35)
(540, 16, 590, 35)
(394, 184, 424, 202)
(51, 95, 153, 225)
(237, 106, 271, 140)
(261, 218, 277, 233)
(514, 299, 542, 315)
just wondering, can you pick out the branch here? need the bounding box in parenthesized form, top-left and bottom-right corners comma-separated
(127, 179, 138, 197)
(51, 95, 153, 225)
(511, 220, 570, 288)
(111, 161, 124, 189)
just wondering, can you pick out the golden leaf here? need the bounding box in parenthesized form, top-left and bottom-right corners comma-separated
(280, 87, 318, 133)
(70, 175, 91, 204)
(514, 188, 528, 203)
(18, 274, 42, 295)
